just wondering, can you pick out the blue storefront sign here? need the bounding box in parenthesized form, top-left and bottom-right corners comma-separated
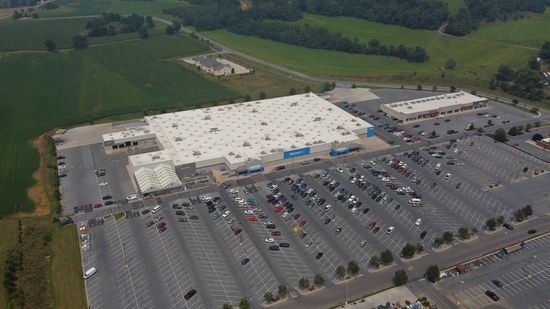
(367, 126, 375, 137)
(330, 147, 349, 157)
(283, 147, 311, 159)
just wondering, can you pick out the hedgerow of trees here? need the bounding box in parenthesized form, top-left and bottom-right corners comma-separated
(86, 13, 155, 37)
(228, 20, 429, 62)
(446, 0, 550, 36)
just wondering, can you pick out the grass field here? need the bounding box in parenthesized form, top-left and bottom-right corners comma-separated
(0, 18, 165, 51)
(50, 224, 87, 309)
(205, 13, 536, 85)
(205, 15, 535, 86)
(467, 10, 550, 49)
(441, 0, 466, 15)
(0, 35, 239, 215)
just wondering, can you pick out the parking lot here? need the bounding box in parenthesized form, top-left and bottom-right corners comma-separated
(434, 233, 550, 309)
(65, 88, 550, 309)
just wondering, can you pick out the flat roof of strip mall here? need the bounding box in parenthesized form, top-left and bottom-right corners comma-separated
(112, 93, 373, 168)
(383, 91, 487, 115)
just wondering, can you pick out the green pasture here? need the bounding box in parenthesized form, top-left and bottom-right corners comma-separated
(204, 13, 535, 84)
(38, 0, 188, 18)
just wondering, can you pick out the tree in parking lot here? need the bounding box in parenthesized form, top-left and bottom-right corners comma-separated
(433, 237, 444, 248)
(466, 123, 475, 131)
(380, 250, 394, 266)
(508, 126, 519, 136)
(496, 215, 505, 225)
(298, 277, 310, 290)
(429, 131, 438, 139)
(239, 298, 250, 309)
(425, 265, 440, 283)
(457, 227, 470, 240)
(347, 260, 360, 277)
(263, 291, 274, 304)
(523, 205, 533, 217)
(532, 133, 544, 141)
(525, 123, 533, 132)
(401, 243, 416, 259)
(442, 231, 454, 244)
(534, 121, 541, 127)
(415, 242, 424, 254)
(471, 227, 478, 234)
(369, 256, 380, 269)
(277, 284, 287, 298)
(223, 304, 233, 309)
(393, 269, 408, 286)
(477, 127, 484, 134)
(514, 209, 525, 222)
(494, 128, 508, 142)
(336, 265, 346, 279)
(314, 273, 325, 287)
(485, 218, 497, 231)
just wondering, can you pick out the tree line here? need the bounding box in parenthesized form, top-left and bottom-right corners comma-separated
(165, 0, 449, 31)
(86, 13, 155, 37)
(446, 0, 550, 36)
(488, 41, 549, 101)
(229, 19, 429, 62)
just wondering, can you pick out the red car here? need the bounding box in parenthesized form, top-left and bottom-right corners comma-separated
(141, 209, 150, 214)
(299, 220, 306, 227)
(293, 213, 301, 220)
(157, 222, 166, 229)
(271, 231, 281, 236)
(275, 205, 284, 213)
(367, 221, 377, 230)
(247, 215, 257, 221)
(94, 203, 103, 208)
(234, 228, 242, 235)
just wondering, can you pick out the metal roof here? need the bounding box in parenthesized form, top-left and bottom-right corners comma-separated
(383, 91, 485, 115)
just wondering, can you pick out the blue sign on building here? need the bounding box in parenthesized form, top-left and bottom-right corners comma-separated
(330, 147, 349, 157)
(367, 127, 375, 137)
(283, 147, 311, 159)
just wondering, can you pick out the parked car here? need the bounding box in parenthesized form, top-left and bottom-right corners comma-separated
(241, 258, 250, 265)
(485, 290, 500, 302)
(184, 289, 197, 300)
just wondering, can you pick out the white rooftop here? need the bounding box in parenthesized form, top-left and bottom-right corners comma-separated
(384, 91, 485, 115)
(103, 126, 156, 142)
(129, 93, 372, 168)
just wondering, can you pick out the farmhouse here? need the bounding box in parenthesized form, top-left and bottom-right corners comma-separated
(103, 93, 375, 194)
(380, 91, 488, 123)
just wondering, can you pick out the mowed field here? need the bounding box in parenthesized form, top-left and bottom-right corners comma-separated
(0, 18, 164, 51)
(0, 35, 240, 215)
(467, 10, 550, 48)
(204, 13, 536, 85)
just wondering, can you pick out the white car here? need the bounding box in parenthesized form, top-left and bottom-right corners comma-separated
(386, 226, 395, 234)
(281, 212, 289, 218)
(126, 194, 138, 201)
(351, 207, 358, 213)
(415, 219, 422, 226)
(262, 220, 273, 225)
(348, 195, 356, 202)
(350, 178, 356, 184)
(265, 238, 274, 243)
(323, 204, 332, 212)
(336, 167, 343, 173)
(99, 182, 108, 186)
(222, 211, 231, 218)
(305, 241, 313, 248)
(269, 184, 278, 190)
(235, 197, 244, 202)
(229, 188, 239, 194)
(244, 210, 254, 215)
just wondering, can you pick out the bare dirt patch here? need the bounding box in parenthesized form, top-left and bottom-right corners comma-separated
(17, 132, 56, 218)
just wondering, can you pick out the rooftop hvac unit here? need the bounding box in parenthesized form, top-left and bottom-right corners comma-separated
(305, 142, 312, 146)
(328, 107, 333, 111)
(407, 106, 413, 109)
(251, 109, 258, 113)
(228, 151, 235, 156)
(265, 135, 271, 140)
(337, 125, 344, 130)
(243, 141, 251, 147)
(291, 145, 297, 149)
(203, 116, 211, 120)
(261, 121, 268, 126)
(290, 102, 298, 106)
(192, 150, 201, 156)
(152, 155, 160, 160)
(313, 117, 322, 122)
(209, 128, 219, 133)
(175, 137, 182, 142)
(295, 132, 304, 137)
(236, 154, 242, 158)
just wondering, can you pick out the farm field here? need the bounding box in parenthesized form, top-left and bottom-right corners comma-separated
(467, 10, 550, 49)
(0, 18, 164, 51)
(0, 35, 240, 216)
(204, 13, 535, 84)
